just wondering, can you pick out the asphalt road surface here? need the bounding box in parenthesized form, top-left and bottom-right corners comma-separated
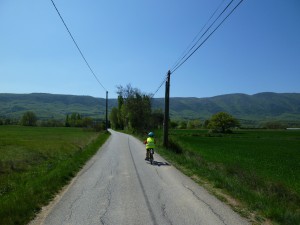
(30, 130, 250, 225)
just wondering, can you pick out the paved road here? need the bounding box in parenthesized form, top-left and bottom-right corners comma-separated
(30, 130, 250, 225)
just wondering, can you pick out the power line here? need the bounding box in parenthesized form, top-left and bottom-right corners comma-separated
(150, 73, 169, 98)
(171, 0, 226, 71)
(171, 0, 233, 72)
(151, 0, 244, 98)
(50, 0, 107, 92)
(171, 0, 244, 74)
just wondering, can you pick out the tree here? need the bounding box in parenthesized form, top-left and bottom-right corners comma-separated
(66, 113, 83, 127)
(123, 90, 151, 132)
(208, 112, 240, 133)
(110, 107, 119, 129)
(187, 119, 202, 129)
(111, 84, 152, 133)
(178, 121, 187, 129)
(203, 119, 210, 128)
(65, 113, 93, 128)
(117, 95, 124, 129)
(82, 117, 93, 128)
(21, 111, 37, 126)
(170, 120, 178, 129)
(65, 114, 70, 127)
(150, 109, 164, 129)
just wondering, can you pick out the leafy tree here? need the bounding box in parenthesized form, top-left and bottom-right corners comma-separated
(178, 121, 187, 129)
(66, 116, 105, 131)
(187, 119, 202, 129)
(66, 113, 83, 127)
(82, 117, 93, 128)
(109, 107, 119, 129)
(92, 120, 106, 132)
(21, 111, 37, 126)
(208, 112, 240, 133)
(5, 118, 12, 125)
(70, 113, 77, 126)
(170, 120, 179, 129)
(117, 95, 124, 129)
(150, 109, 164, 129)
(65, 113, 94, 128)
(65, 114, 70, 127)
(203, 119, 210, 128)
(111, 84, 152, 132)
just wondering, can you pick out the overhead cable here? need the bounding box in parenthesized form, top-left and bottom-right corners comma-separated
(50, 0, 107, 91)
(151, 0, 244, 98)
(171, 0, 226, 71)
(171, 0, 244, 74)
(150, 73, 169, 98)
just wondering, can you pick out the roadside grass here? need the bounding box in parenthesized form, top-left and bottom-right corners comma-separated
(155, 129, 300, 225)
(0, 125, 110, 225)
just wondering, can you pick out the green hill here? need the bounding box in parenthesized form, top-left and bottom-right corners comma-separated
(151, 93, 300, 126)
(1, 92, 300, 127)
(0, 93, 117, 120)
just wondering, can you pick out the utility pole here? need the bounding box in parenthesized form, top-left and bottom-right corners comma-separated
(163, 70, 171, 147)
(106, 91, 108, 131)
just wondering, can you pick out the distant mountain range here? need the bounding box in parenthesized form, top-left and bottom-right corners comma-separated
(1, 92, 300, 127)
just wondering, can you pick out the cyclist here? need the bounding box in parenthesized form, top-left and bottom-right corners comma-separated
(144, 132, 156, 161)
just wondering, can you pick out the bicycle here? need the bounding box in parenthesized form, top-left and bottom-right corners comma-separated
(148, 148, 154, 165)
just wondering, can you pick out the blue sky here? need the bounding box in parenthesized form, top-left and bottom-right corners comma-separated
(1, 0, 299, 99)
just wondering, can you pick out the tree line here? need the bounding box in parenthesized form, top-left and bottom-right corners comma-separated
(1, 107, 290, 132)
(109, 84, 243, 134)
(0, 112, 106, 131)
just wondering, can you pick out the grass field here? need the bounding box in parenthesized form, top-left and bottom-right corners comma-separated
(155, 129, 300, 225)
(0, 125, 110, 225)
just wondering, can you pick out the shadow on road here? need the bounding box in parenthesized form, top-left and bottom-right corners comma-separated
(147, 161, 171, 167)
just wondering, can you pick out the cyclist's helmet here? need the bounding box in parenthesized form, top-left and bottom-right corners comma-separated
(148, 132, 154, 137)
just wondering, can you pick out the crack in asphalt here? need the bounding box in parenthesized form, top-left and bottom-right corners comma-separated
(183, 184, 228, 225)
(99, 179, 113, 225)
(64, 187, 86, 223)
(155, 168, 164, 182)
(161, 203, 174, 225)
(157, 188, 173, 225)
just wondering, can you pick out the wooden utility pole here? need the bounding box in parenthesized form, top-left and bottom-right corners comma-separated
(163, 70, 171, 147)
(106, 91, 108, 131)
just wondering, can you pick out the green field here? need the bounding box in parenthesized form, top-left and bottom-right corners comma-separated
(0, 126, 109, 225)
(156, 129, 300, 225)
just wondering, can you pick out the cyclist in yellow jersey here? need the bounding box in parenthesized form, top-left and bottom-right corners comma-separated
(144, 132, 156, 160)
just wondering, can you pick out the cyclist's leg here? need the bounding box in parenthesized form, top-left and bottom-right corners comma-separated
(145, 149, 150, 160)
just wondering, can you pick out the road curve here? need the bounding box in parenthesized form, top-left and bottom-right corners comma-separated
(30, 130, 250, 225)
